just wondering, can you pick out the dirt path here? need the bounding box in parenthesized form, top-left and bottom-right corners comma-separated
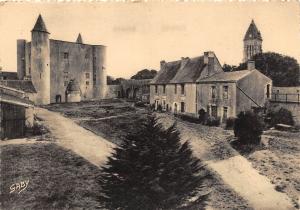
(158, 114, 296, 210)
(35, 108, 115, 167)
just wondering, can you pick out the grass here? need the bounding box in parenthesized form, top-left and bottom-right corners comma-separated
(0, 143, 102, 209)
(80, 114, 147, 145)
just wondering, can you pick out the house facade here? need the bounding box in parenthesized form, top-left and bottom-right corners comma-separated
(150, 54, 272, 122)
(197, 62, 272, 122)
(150, 51, 223, 115)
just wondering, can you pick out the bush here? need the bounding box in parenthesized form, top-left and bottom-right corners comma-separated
(134, 101, 147, 107)
(177, 113, 201, 124)
(206, 116, 220, 127)
(99, 115, 209, 210)
(267, 108, 294, 127)
(234, 111, 263, 145)
(225, 117, 236, 130)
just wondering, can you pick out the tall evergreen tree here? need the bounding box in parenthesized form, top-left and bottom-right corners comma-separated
(99, 115, 208, 210)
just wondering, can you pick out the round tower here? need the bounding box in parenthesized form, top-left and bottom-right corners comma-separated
(92, 45, 107, 99)
(243, 20, 262, 62)
(30, 14, 51, 105)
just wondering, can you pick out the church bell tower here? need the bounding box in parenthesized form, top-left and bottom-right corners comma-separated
(243, 20, 263, 62)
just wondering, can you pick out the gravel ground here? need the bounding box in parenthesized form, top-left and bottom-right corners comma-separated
(247, 130, 300, 208)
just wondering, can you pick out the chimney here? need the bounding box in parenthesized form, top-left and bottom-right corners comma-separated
(160, 60, 166, 69)
(204, 51, 215, 76)
(247, 60, 255, 70)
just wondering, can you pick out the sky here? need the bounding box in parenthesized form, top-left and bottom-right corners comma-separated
(0, 1, 299, 79)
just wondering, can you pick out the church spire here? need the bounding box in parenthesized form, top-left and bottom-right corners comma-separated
(244, 19, 262, 41)
(76, 33, 83, 44)
(32, 14, 50, 34)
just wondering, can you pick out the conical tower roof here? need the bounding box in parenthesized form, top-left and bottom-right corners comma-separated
(76, 33, 83, 44)
(32, 14, 49, 34)
(66, 79, 81, 92)
(244, 20, 262, 41)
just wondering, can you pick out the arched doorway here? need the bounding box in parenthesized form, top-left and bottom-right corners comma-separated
(125, 88, 131, 98)
(133, 88, 139, 99)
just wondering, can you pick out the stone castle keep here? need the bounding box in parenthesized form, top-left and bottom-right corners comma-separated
(17, 15, 107, 105)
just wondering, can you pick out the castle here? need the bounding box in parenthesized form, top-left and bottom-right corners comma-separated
(16, 14, 107, 105)
(243, 20, 263, 62)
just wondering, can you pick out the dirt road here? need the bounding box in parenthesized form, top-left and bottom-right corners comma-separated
(36, 108, 115, 167)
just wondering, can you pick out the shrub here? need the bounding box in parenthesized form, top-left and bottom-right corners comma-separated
(206, 116, 220, 127)
(225, 117, 236, 130)
(99, 115, 209, 210)
(267, 108, 294, 127)
(234, 111, 263, 145)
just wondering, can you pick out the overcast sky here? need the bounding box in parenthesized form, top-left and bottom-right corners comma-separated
(0, 2, 299, 78)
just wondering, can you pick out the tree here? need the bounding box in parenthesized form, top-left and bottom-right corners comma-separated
(99, 115, 208, 210)
(131, 69, 157, 80)
(234, 111, 263, 145)
(222, 64, 236, 72)
(107, 76, 125, 85)
(233, 52, 300, 86)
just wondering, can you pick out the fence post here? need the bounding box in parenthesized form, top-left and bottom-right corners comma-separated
(298, 94, 299, 105)
(286, 94, 288, 103)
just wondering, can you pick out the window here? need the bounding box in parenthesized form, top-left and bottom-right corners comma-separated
(266, 84, 271, 98)
(86, 73, 90, 79)
(162, 100, 166, 109)
(181, 84, 185, 95)
(163, 85, 166, 94)
(223, 86, 228, 99)
(64, 52, 69, 59)
(223, 107, 228, 121)
(64, 81, 68, 86)
(175, 84, 177, 94)
(211, 86, 216, 99)
(181, 102, 185, 113)
(86, 81, 90, 85)
(85, 53, 89, 59)
(155, 85, 158, 94)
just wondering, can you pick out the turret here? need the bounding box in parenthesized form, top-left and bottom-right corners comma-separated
(30, 14, 51, 105)
(92, 45, 107, 99)
(76, 33, 83, 44)
(243, 20, 263, 62)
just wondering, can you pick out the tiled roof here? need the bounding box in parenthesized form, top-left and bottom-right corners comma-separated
(0, 93, 34, 107)
(198, 70, 252, 83)
(32, 14, 49, 34)
(169, 56, 206, 83)
(150, 60, 181, 84)
(0, 80, 37, 93)
(244, 20, 262, 41)
(0, 71, 18, 80)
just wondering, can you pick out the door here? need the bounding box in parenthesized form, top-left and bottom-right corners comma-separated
(211, 105, 218, 118)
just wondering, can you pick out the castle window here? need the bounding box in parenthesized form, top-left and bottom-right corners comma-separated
(155, 85, 158, 94)
(86, 73, 90, 79)
(64, 52, 69, 59)
(86, 81, 90, 85)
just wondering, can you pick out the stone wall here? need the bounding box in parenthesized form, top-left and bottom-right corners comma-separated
(269, 102, 300, 125)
